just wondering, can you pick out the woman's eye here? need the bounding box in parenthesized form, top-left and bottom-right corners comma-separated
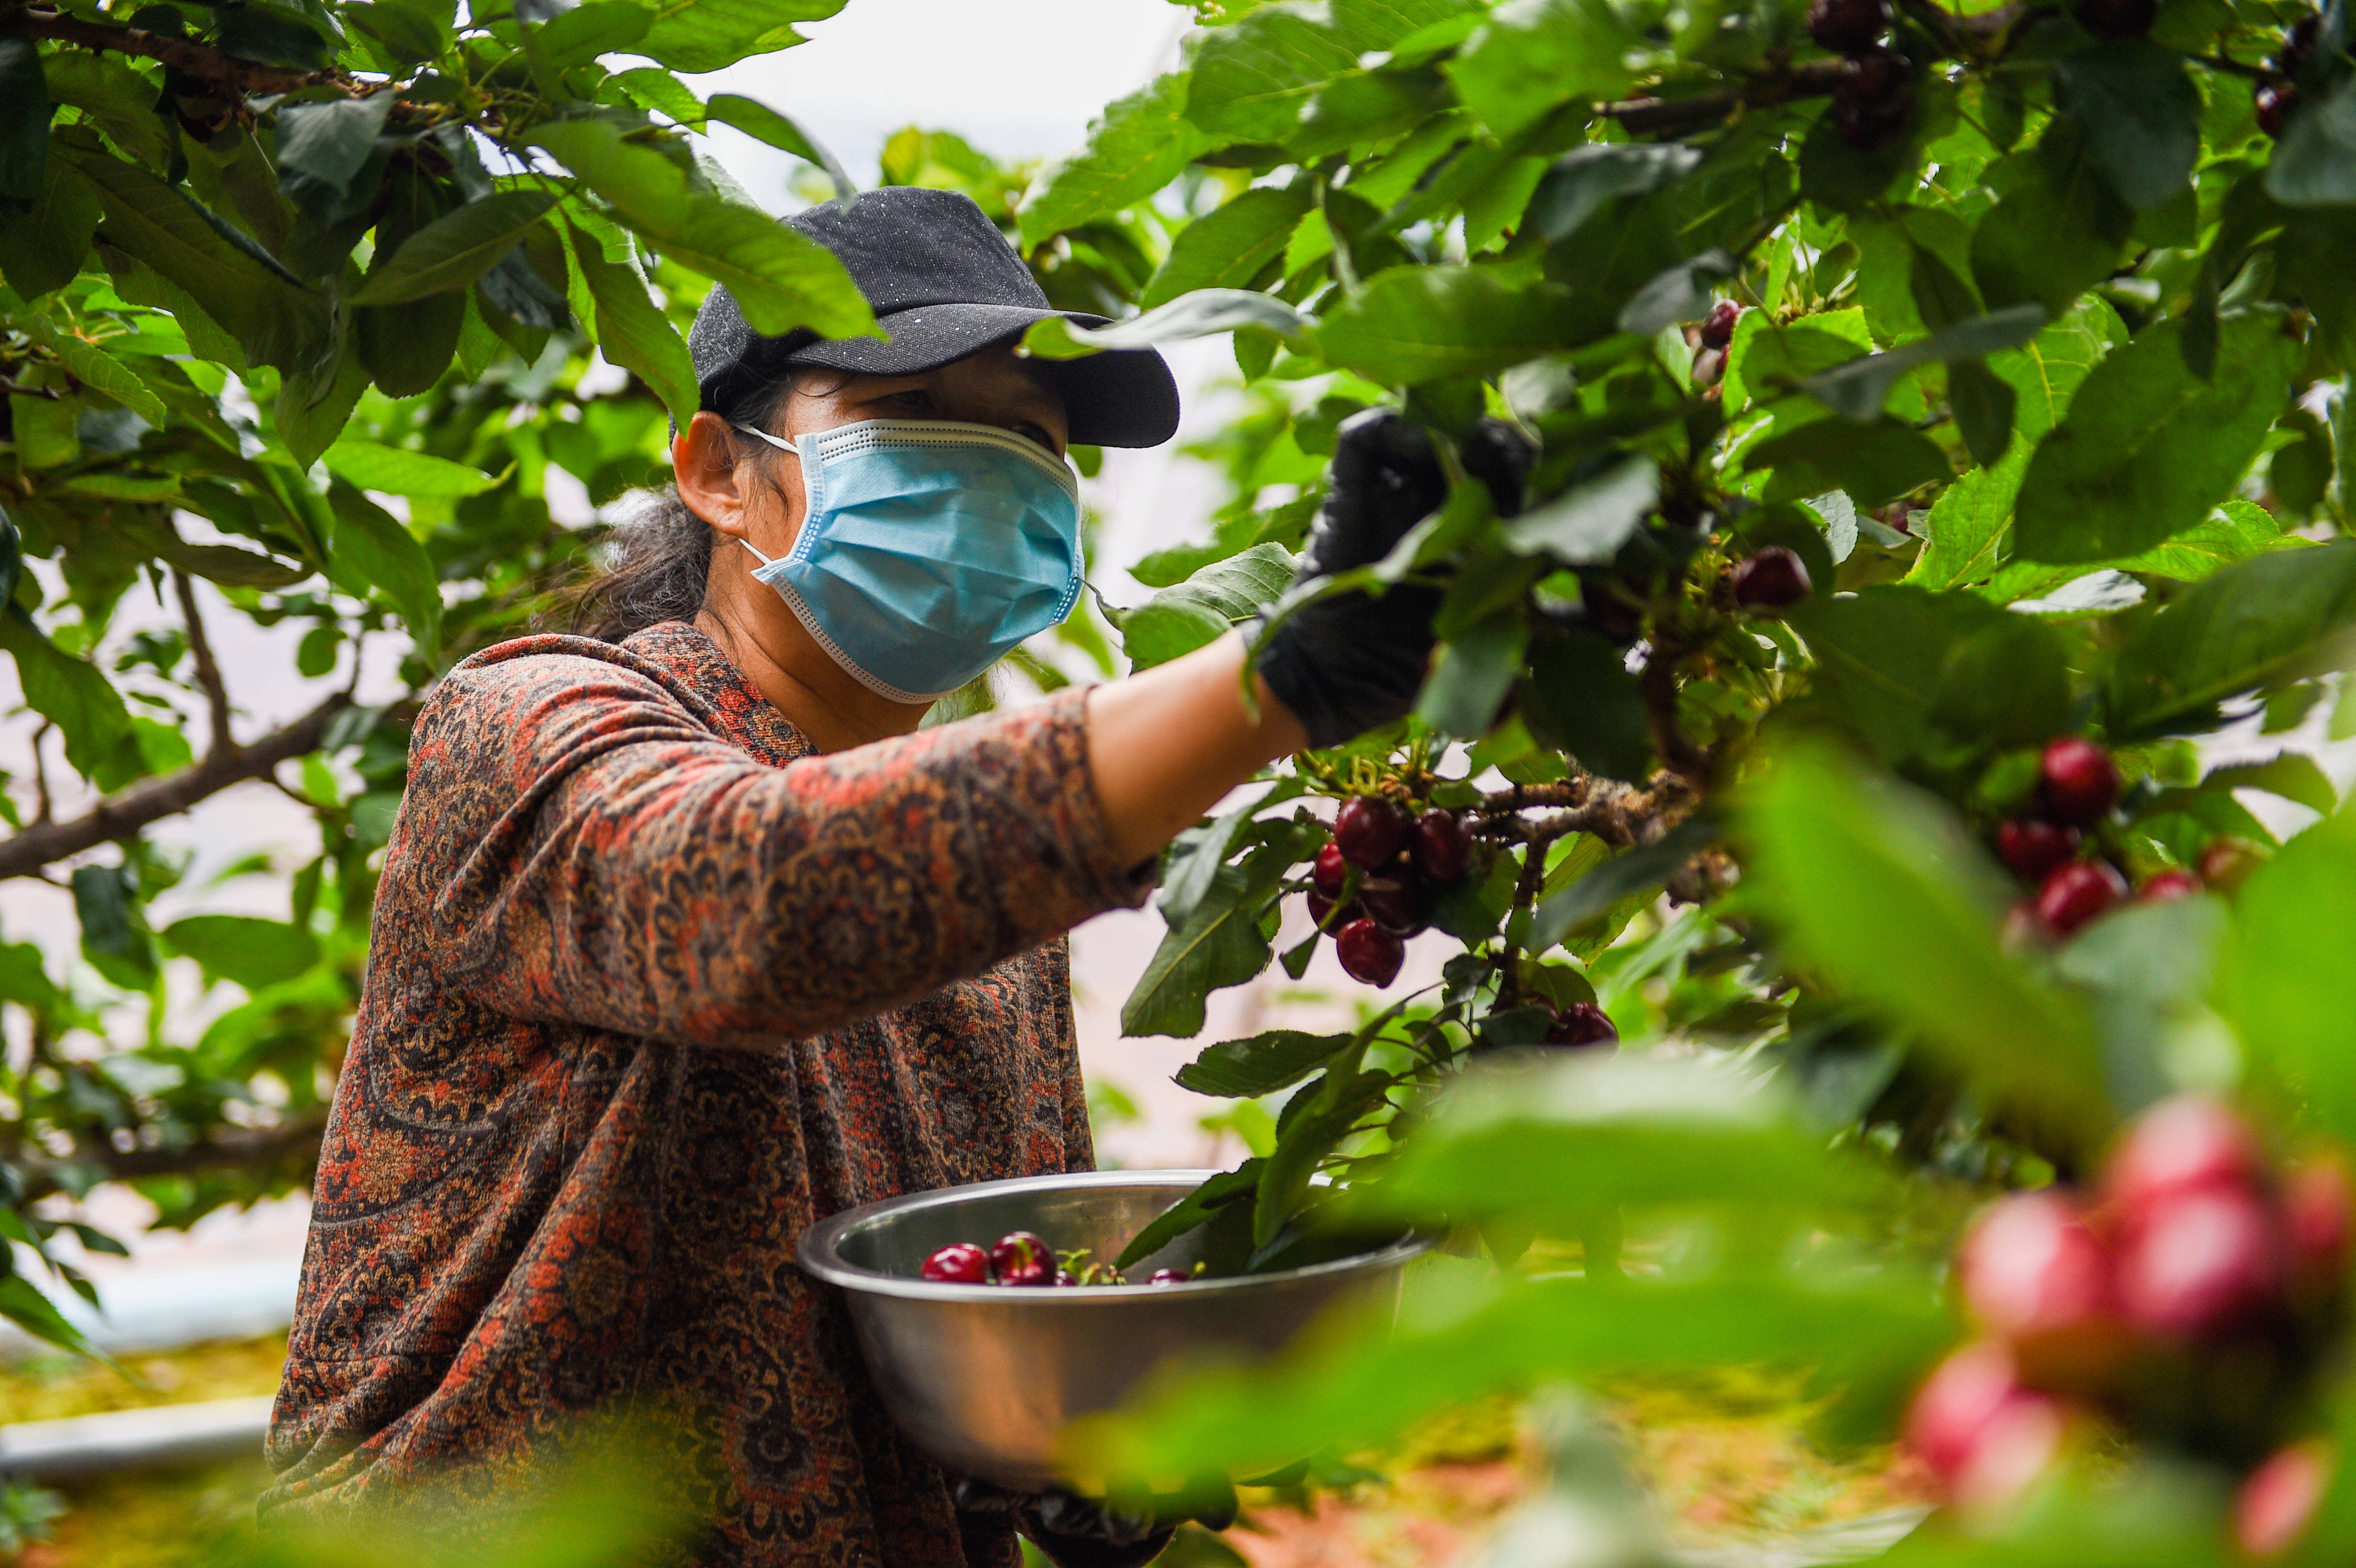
(1014, 423, 1060, 454)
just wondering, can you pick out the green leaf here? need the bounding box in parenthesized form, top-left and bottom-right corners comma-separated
(0, 35, 48, 214)
(1143, 187, 1314, 310)
(1502, 455, 1657, 565)
(1745, 746, 2106, 1138)
(1019, 74, 1212, 249)
(211, 1, 336, 69)
(1316, 266, 1579, 386)
(1720, 307, 1871, 415)
(353, 190, 557, 305)
(1417, 610, 1526, 737)
(704, 95, 853, 197)
(0, 607, 134, 779)
(326, 480, 442, 660)
(321, 439, 500, 497)
(0, 1273, 99, 1359)
(1123, 860, 1284, 1038)
(2220, 807, 2356, 1142)
(610, 66, 706, 125)
(273, 92, 397, 223)
(1448, 0, 1641, 139)
(1520, 628, 1650, 782)
(161, 914, 320, 990)
(1186, 2, 1362, 144)
(72, 863, 156, 990)
(567, 219, 698, 431)
(276, 329, 368, 469)
(2013, 314, 2301, 565)
(1616, 249, 1737, 337)
(1329, 0, 1483, 51)
(531, 0, 650, 71)
(1743, 414, 1951, 507)
(2104, 539, 2356, 740)
(1117, 543, 1295, 670)
(21, 319, 166, 424)
(0, 148, 101, 298)
(1970, 125, 2134, 319)
(2051, 42, 2201, 212)
(532, 120, 874, 341)
(1526, 143, 1703, 244)
(1178, 1029, 1353, 1099)
(1257, 1058, 1392, 1247)
(1789, 585, 2069, 763)
(1799, 305, 2047, 422)
(343, 1, 449, 64)
(40, 52, 169, 174)
(1023, 289, 1308, 359)
(1113, 1162, 1264, 1270)
(1530, 817, 1718, 950)
(1947, 357, 2018, 467)
(2266, 73, 2356, 207)
(636, 0, 840, 73)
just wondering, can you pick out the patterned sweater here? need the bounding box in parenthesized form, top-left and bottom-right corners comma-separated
(261, 621, 1151, 1565)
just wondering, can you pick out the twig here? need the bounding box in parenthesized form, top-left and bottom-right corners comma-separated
(0, 377, 62, 400)
(170, 568, 234, 758)
(29, 720, 55, 825)
(15, 1110, 330, 1206)
(6, 5, 335, 95)
(1596, 58, 1850, 134)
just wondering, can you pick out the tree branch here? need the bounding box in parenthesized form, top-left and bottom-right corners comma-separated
(17, 1111, 329, 1206)
(1596, 58, 1851, 134)
(5, 5, 335, 96)
(170, 568, 234, 758)
(0, 692, 349, 880)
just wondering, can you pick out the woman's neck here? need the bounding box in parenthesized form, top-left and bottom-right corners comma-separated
(694, 598, 928, 753)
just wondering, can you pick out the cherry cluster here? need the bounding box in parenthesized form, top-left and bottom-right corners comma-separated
(1806, 0, 1913, 149)
(2257, 15, 2321, 138)
(1995, 738, 2203, 940)
(1309, 797, 1475, 988)
(1906, 1097, 2351, 1553)
(920, 1231, 1190, 1288)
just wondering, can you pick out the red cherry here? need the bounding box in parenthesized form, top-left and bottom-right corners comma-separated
(1731, 547, 1812, 610)
(1054, 1268, 1078, 1287)
(1904, 1341, 2064, 1508)
(922, 1242, 991, 1284)
(989, 1231, 1053, 1287)
(2074, 0, 2156, 34)
(1311, 841, 1349, 899)
(2236, 1443, 2332, 1558)
(1334, 797, 1412, 871)
(1307, 889, 1363, 931)
(2256, 82, 2298, 137)
(1411, 809, 1473, 885)
(1579, 576, 1646, 644)
(1832, 48, 1914, 151)
(2137, 869, 2202, 903)
(2039, 737, 2120, 825)
(1335, 918, 1405, 986)
(1806, 0, 1889, 51)
(1997, 818, 2081, 881)
(2114, 1186, 2284, 1338)
(2284, 1157, 2353, 1286)
(2198, 837, 2264, 890)
(1699, 300, 1742, 351)
(1358, 871, 1431, 937)
(2105, 1095, 2265, 1216)
(1147, 1268, 1189, 1285)
(1690, 345, 1728, 389)
(2033, 860, 2125, 936)
(1545, 1002, 1618, 1048)
(1959, 1192, 2113, 1343)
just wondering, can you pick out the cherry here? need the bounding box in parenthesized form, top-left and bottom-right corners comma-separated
(1832, 48, 1914, 150)
(1311, 841, 1349, 899)
(2105, 1096, 2265, 1217)
(1731, 547, 1812, 610)
(1307, 889, 1363, 931)
(1580, 575, 1647, 644)
(2114, 1185, 2284, 1338)
(2198, 837, 2264, 890)
(1546, 1001, 1619, 1048)
(1690, 345, 1728, 389)
(2137, 869, 2202, 903)
(2033, 860, 2125, 936)
(2283, 1157, 2353, 1286)
(1806, 0, 1888, 52)
(2038, 737, 2120, 825)
(2237, 1442, 2332, 1557)
(1412, 809, 1473, 885)
(922, 1242, 991, 1284)
(1054, 1268, 1079, 1287)
(2257, 82, 2297, 138)
(1359, 871, 1432, 937)
(990, 1230, 1053, 1287)
(1904, 1341, 2064, 1508)
(2275, 15, 2320, 76)
(2074, 0, 2156, 36)
(1147, 1268, 1189, 1285)
(1335, 918, 1406, 986)
(1699, 300, 1742, 351)
(1334, 797, 1413, 871)
(1959, 1192, 2114, 1344)
(1997, 818, 2081, 881)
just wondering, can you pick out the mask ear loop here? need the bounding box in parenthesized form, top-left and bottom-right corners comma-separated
(730, 424, 801, 568)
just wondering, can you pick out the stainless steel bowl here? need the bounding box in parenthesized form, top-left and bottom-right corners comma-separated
(796, 1170, 1431, 1491)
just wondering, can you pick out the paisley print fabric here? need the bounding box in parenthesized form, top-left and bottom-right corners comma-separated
(262, 621, 1150, 1565)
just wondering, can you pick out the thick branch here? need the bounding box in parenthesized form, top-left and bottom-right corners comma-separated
(171, 568, 234, 758)
(17, 1111, 328, 1206)
(1597, 57, 1851, 134)
(0, 692, 349, 880)
(7, 5, 333, 95)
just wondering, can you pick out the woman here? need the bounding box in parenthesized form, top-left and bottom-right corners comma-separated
(260, 186, 1444, 1566)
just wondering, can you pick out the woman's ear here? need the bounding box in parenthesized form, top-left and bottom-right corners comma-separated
(674, 412, 754, 539)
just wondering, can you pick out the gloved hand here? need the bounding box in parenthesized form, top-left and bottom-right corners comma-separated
(952, 1476, 1238, 1568)
(1254, 410, 1535, 750)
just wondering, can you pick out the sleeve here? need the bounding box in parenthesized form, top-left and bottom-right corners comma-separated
(404, 652, 1152, 1047)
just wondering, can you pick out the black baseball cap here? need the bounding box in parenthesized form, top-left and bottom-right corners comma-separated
(687, 186, 1180, 448)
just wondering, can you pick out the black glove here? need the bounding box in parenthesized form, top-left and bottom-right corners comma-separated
(1254, 411, 1535, 750)
(953, 1476, 1239, 1568)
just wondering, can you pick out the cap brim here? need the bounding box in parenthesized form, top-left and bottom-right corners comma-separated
(784, 302, 1180, 448)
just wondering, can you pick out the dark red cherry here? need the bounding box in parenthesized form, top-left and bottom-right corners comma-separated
(2257, 81, 2297, 137)
(1579, 576, 1646, 645)
(1334, 797, 1412, 871)
(1147, 1268, 1189, 1285)
(1699, 300, 1742, 350)
(1997, 818, 2080, 882)
(1358, 871, 1431, 937)
(1306, 890, 1362, 931)
(1832, 48, 1914, 150)
(922, 1243, 991, 1284)
(1806, 0, 1888, 51)
(989, 1231, 1053, 1287)
(2039, 737, 2120, 825)
(2033, 860, 2125, 936)
(1335, 918, 1405, 986)
(1311, 841, 1349, 898)
(2275, 14, 2320, 76)
(2105, 1096, 2264, 1218)
(2074, 0, 2156, 37)
(2138, 869, 2202, 903)
(1731, 547, 1812, 610)
(1411, 809, 1473, 885)
(2114, 1186, 2284, 1338)
(1546, 1001, 1618, 1048)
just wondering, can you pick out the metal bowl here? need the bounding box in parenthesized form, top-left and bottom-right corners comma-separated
(796, 1170, 1431, 1491)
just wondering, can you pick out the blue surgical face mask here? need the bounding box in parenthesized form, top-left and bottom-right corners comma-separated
(730, 418, 1084, 703)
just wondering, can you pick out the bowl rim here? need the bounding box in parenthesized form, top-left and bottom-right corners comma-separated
(796, 1168, 1435, 1302)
